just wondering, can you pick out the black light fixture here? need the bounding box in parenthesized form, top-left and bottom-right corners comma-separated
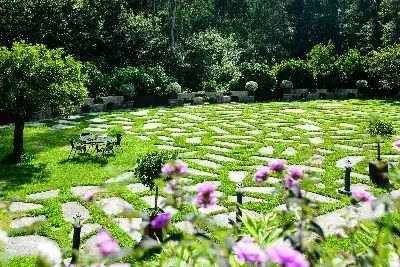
(338, 160, 352, 196)
(70, 213, 83, 266)
(235, 183, 243, 223)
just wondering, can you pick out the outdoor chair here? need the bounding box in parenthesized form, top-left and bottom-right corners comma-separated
(96, 141, 115, 158)
(68, 139, 86, 158)
(80, 132, 95, 152)
(113, 134, 123, 152)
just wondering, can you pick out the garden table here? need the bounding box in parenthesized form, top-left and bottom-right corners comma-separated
(80, 135, 113, 153)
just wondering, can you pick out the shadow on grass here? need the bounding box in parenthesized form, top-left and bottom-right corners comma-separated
(58, 154, 109, 166)
(0, 162, 49, 191)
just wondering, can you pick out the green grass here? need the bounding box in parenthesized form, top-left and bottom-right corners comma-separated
(1, 99, 400, 266)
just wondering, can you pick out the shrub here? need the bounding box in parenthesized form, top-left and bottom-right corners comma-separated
(273, 59, 315, 89)
(210, 56, 241, 92)
(116, 84, 136, 97)
(82, 62, 111, 99)
(202, 81, 219, 92)
(105, 102, 115, 110)
(339, 49, 366, 88)
(356, 80, 369, 91)
(245, 81, 258, 92)
(165, 82, 182, 95)
(365, 44, 400, 93)
(280, 80, 293, 92)
(81, 105, 90, 113)
(236, 62, 276, 91)
(367, 116, 395, 160)
(108, 125, 124, 136)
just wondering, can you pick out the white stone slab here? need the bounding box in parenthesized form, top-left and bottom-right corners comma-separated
(71, 186, 103, 197)
(51, 124, 74, 130)
(140, 196, 178, 215)
(156, 145, 186, 150)
(58, 120, 80, 125)
(214, 141, 244, 147)
(187, 168, 218, 177)
(5, 235, 60, 257)
(87, 124, 113, 128)
(11, 216, 46, 230)
(113, 218, 142, 242)
(27, 189, 60, 200)
(199, 205, 226, 215)
(174, 221, 196, 234)
(62, 202, 90, 223)
(9, 202, 43, 212)
(227, 196, 262, 203)
(282, 147, 297, 156)
(259, 146, 274, 155)
(186, 137, 201, 144)
(334, 144, 362, 151)
(228, 171, 248, 183)
(209, 126, 229, 134)
(176, 113, 206, 121)
(339, 123, 358, 129)
(336, 156, 365, 168)
(242, 187, 275, 195)
(69, 223, 101, 239)
(106, 172, 135, 183)
(309, 137, 324, 144)
(202, 146, 231, 153)
(205, 153, 237, 162)
(303, 192, 338, 203)
(213, 135, 254, 139)
(82, 127, 107, 132)
(130, 110, 149, 116)
(294, 125, 322, 131)
(316, 148, 334, 154)
(89, 118, 107, 123)
(187, 159, 222, 169)
(142, 123, 165, 130)
(97, 197, 135, 216)
(127, 183, 149, 193)
(212, 212, 236, 228)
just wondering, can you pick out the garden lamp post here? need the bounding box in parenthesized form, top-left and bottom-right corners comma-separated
(70, 213, 83, 266)
(236, 183, 243, 223)
(338, 160, 352, 196)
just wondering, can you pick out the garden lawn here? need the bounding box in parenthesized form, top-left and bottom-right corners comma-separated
(1, 99, 400, 266)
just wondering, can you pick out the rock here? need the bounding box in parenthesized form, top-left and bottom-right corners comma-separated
(294, 125, 322, 131)
(27, 189, 60, 200)
(202, 146, 231, 152)
(127, 183, 149, 193)
(259, 146, 274, 155)
(336, 156, 365, 168)
(309, 137, 324, 144)
(186, 137, 202, 144)
(228, 171, 248, 183)
(11, 216, 46, 230)
(142, 123, 165, 130)
(97, 197, 135, 216)
(205, 153, 237, 162)
(5, 235, 60, 257)
(113, 218, 142, 242)
(209, 126, 229, 134)
(156, 145, 186, 150)
(187, 159, 222, 169)
(69, 223, 101, 239)
(9, 202, 43, 212)
(62, 202, 91, 223)
(70, 186, 103, 197)
(187, 168, 218, 177)
(282, 147, 297, 156)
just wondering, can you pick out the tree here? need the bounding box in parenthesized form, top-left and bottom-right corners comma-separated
(0, 42, 87, 161)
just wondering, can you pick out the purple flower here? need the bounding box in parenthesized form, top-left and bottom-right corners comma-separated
(269, 159, 287, 171)
(99, 240, 120, 256)
(288, 167, 304, 180)
(197, 183, 217, 194)
(352, 190, 374, 203)
(393, 140, 400, 150)
(265, 242, 310, 267)
(151, 213, 171, 229)
(196, 192, 217, 208)
(162, 163, 175, 175)
(284, 176, 298, 190)
(254, 168, 269, 184)
(175, 159, 188, 174)
(97, 230, 113, 244)
(232, 237, 267, 266)
(83, 192, 95, 201)
(109, 265, 131, 267)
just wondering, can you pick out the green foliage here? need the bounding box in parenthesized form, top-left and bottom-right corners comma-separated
(365, 44, 400, 92)
(111, 66, 174, 96)
(245, 81, 258, 92)
(108, 125, 124, 137)
(209, 56, 241, 92)
(166, 82, 182, 95)
(273, 59, 315, 89)
(338, 49, 366, 88)
(134, 150, 178, 189)
(367, 118, 395, 139)
(202, 81, 219, 92)
(356, 80, 369, 90)
(82, 62, 111, 99)
(280, 80, 293, 90)
(236, 62, 275, 92)
(0, 41, 87, 119)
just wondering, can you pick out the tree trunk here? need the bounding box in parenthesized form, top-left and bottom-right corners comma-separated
(377, 142, 381, 161)
(154, 185, 159, 210)
(13, 119, 25, 160)
(169, 0, 177, 49)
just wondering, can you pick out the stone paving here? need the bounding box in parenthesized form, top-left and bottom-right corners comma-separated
(5, 101, 400, 258)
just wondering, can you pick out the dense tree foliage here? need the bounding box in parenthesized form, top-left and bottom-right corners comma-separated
(0, 0, 399, 95)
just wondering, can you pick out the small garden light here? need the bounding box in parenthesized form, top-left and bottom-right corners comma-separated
(338, 160, 352, 196)
(235, 183, 243, 223)
(70, 213, 83, 265)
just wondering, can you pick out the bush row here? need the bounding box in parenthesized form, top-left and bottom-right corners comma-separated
(83, 40, 400, 98)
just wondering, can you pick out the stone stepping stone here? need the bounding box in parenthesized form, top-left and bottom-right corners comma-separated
(68, 115, 83, 120)
(11, 216, 46, 230)
(339, 123, 358, 129)
(291, 136, 301, 139)
(176, 113, 206, 121)
(227, 196, 262, 203)
(282, 127, 296, 132)
(290, 165, 325, 173)
(233, 121, 254, 128)
(212, 212, 236, 228)
(299, 118, 319, 125)
(309, 137, 324, 144)
(250, 156, 274, 162)
(71, 186, 103, 197)
(110, 121, 134, 125)
(315, 183, 326, 189)
(269, 132, 283, 137)
(187, 159, 222, 169)
(27, 189, 59, 200)
(336, 156, 365, 168)
(316, 148, 334, 154)
(5, 235, 60, 257)
(264, 138, 298, 143)
(186, 137, 201, 144)
(187, 168, 218, 177)
(69, 223, 101, 239)
(137, 136, 151, 141)
(283, 109, 305, 113)
(213, 135, 254, 139)
(263, 123, 286, 127)
(334, 144, 362, 151)
(127, 183, 149, 193)
(334, 130, 356, 134)
(140, 196, 178, 215)
(303, 192, 338, 203)
(242, 187, 275, 195)
(307, 155, 325, 165)
(246, 130, 263, 135)
(209, 126, 229, 134)
(51, 124, 74, 130)
(130, 110, 149, 116)
(205, 153, 237, 162)
(156, 145, 186, 150)
(166, 128, 186, 132)
(181, 123, 197, 127)
(62, 202, 90, 223)
(89, 118, 107, 123)
(9, 202, 43, 212)
(113, 218, 142, 242)
(158, 136, 174, 142)
(259, 146, 274, 155)
(294, 125, 321, 131)
(199, 205, 227, 215)
(142, 123, 165, 130)
(170, 117, 185, 121)
(351, 183, 372, 192)
(282, 147, 297, 156)
(97, 197, 135, 216)
(58, 119, 80, 125)
(241, 140, 261, 144)
(106, 172, 135, 183)
(178, 151, 198, 157)
(220, 122, 236, 128)
(82, 127, 107, 132)
(122, 125, 132, 130)
(214, 141, 244, 147)
(202, 146, 231, 153)
(174, 221, 196, 234)
(81, 235, 99, 254)
(351, 173, 369, 180)
(228, 171, 248, 183)
(87, 123, 113, 129)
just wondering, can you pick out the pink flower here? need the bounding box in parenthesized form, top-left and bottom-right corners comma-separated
(197, 183, 217, 194)
(288, 167, 304, 180)
(83, 192, 95, 201)
(393, 140, 400, 150)
(268, 159, 287, 171)
(196, 182, 217, 208)
(97, 230, 113, 244)
(99, 240, 120, 256)
(352, 190, 374, 203)
(232, 237, 267, 266)
(265, 242, 310, 267)
(284, 176, 298, 190)
(254, 168, 269, 183)
(109, 265, 131, 267)
(162, 163, 175, 175)
(151, 213, 171, 229)
(175, 159, 188, 174)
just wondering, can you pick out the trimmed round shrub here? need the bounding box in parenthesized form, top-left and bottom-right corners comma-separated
(202, 81, 219, 92)
(281, 80, 293, 91)
(235, 62, 276, 92)
(273, 59, 315, 89)
(166, 82, 182, 94)
(356, 80, 368, 91)
(245, 81, 258, 92)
